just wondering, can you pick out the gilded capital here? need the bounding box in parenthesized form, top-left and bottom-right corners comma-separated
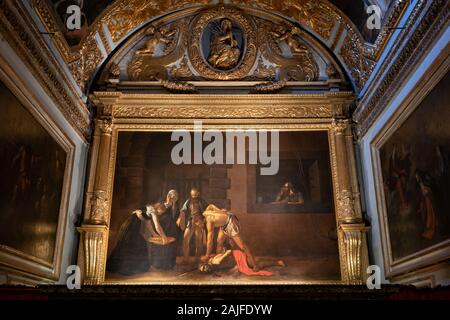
(96, 119, 113, 135)
(332, 119, 349, 135)
(87, 191, 109, 225)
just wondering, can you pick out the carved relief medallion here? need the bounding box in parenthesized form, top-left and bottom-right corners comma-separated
(188, 6, 257, 80)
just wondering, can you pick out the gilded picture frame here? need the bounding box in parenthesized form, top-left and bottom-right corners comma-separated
(0, 59, 75, 283)
(370, 47, 450, 279)
(77, 92, 369, 285)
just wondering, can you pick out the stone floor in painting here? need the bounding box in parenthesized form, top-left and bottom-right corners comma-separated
(105, 256, 341, 283)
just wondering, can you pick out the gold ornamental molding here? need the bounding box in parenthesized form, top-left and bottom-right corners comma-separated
(0, 0, 90, 140)
(29, 0, 411, 93)
(113, 105, 333, 119)
(353, 0, 449, 138)
(91, 92, 355, 120)
(32, 0, 81, 63)
(92, 0, 368, 90)
(365, 0, 409, 60)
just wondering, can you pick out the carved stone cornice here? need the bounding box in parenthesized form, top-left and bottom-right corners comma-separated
(353, 0, 449, 138)
(0, 0, 90, 140)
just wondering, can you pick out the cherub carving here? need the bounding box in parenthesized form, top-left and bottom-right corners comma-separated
(136, 26, 177, 56)
(271, 26, 309, 56)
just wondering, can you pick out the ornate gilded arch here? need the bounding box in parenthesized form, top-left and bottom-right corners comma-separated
(89, 4, 350, 94)
(54, 0, 382, 93)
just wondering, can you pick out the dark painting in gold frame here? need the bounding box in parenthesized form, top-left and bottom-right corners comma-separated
(378, 71, 450, 268)
(0, 80, 67, 266)
(104, 130, 341, 283)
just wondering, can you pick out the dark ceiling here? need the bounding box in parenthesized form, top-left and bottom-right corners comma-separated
(49, 0, 114, 46)
(329, 0, 394, 42)
(49, 0, 114, 25)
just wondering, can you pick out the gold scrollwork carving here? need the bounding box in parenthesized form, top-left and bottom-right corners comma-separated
(87, 191, 108, 224)
(97, 119, 113, 134)
(105, 0, 209, 43)
(78, 227, 107, 285)
(337, 190, 358, 223)
(331, 119, 349, 134)
(339, 223, 367, 285)
(81, 36, 104, 87)
(106, 1, 161, 43)
(281, 0, 336, 40)
(339, 223, 367, 284)
(128, 22, 187, 81)
(106, 63, 121, 81)
(332, 104, 351, 119)
(251, 81, 287, 93)
(244, 55, 278, 81)
(161, 80, 198, 93)
(340, 31, 374, 90)
(167, 55, 196, 80)
(113, 104, 332, 119)
(260, 21, 319, 81)
(71, 0, 383, 89)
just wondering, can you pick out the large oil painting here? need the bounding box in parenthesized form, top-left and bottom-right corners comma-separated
(0, 80, 67, 265)
(105, 131, 340, 283)
(380, 71, 450, 262)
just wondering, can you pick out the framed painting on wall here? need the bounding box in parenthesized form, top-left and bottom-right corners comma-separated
(78, 92, 369, 286)
(104, 130, 341, 284)
(371, 57, 450, 278)
(0, 67, 74, 282)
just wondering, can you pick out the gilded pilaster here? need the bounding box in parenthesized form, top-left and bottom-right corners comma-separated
(332, 119, 369, 284)
(78, 103, 115, 284)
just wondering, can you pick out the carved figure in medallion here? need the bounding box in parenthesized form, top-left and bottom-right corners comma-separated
(207, 19, 241, 70)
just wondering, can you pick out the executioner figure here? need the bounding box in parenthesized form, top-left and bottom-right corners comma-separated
(178, 188, 209, 262)
(201, 204, 259, 272)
